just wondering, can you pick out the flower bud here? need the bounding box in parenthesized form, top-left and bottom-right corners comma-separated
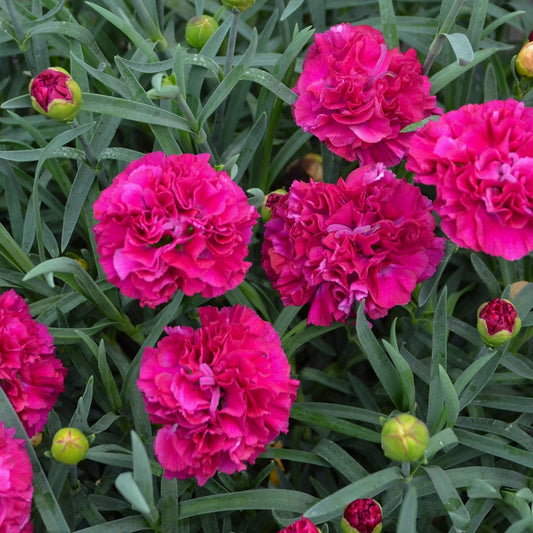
(29, 67, 82, 122)
(477, 298, 521, 347)
(261, 188, 287, 222)
(517, 41, 533, 77)
(341, 499, 382, 533)
(51, 427, 89, 465)
(221, 0, 255, 11)
(279, 516, 321, 533)
(381, 413, 429, 463)
(185, 15, 219, 49)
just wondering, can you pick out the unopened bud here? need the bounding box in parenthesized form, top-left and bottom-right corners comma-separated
(51, 427, 89, 465)
(279, 516, 321, 533)
(222, 0, 255, 11)
(261, 188, 287, 222)
(341, 499, 382, 533)
(517, 41, 533, 78)
(381, 413, 429, 463)
(477, 298, 521, 347)
(185, 15, 219, 49)
(29, 67, 82, 122)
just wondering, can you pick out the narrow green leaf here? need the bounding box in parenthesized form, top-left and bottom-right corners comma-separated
(439, 365, 460, 428)
(382, 339, 415, 412)
(161, 478, 180, 533)
(304, 467, 403, 523)
(81, 93, 190, 131)
(242, 68, 296, 104)
(115, 472, 151, 515)
(379, 0, 399, 48)
(86, 2, 158, 61)
(458, 348, 500, 409)
(72, 516, 148, 533)
(356, 302, 403, 408)
(179, 489, 318, 518)
(396, 486, 417, 533)
(470, 253, 501, 298)
(313, 439, 368, 482)
(280, 0, 304, 21)
(430, 48, 500, 94)
(418, 240, 457, 307)
(131, 431, 155, 508)
(290, 403, 380, 442)
(424, 466, 470, 530)
(425, 428, 458, 460)
(426, 288, 448, 432)
(97, 339, 123, 411)
(467, 479, 502, 500)
(442, 32, 474, 65)
(454, 348, 498, 397)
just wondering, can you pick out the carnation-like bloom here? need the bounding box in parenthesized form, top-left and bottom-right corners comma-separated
(261, 163, 445, 326)
(0, 421, 33, 532)
(406, 99, 533, 260)
(292, 23, 439, 166)
(0, 289, 66, 437)
(138, 305, 299, 485)
(279, 517, 321, 533)
(93, 152, 258, 308)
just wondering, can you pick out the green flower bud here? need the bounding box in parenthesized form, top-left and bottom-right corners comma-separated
(516, 41, 533, 78)
(477, 298, 521, 347)
(185, 15, 219, 49)
(341, 499, 382, 533)
(221, 0, 255, 12)
(51, 427, 89, 465)
(381, 413, 429, 463)
(29, 67, 82, 123)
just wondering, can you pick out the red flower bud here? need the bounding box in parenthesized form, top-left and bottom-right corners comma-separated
(341, 499, 382, 533)
(279, 516, 321, 533)
(29, 67, 82, 122)
(477, 298, 521, 347)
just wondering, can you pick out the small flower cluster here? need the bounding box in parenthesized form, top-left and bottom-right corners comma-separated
(138, 305, 299, 485)
(0, 289, 66, 437)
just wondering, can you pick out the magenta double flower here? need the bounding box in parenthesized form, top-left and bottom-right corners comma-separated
(262, 163, 445, 326)
(93, 152, 258, 307)
(138, 305, 299, 485)
(292, 23, 439, 166)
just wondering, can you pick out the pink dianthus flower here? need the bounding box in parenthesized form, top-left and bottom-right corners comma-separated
(0, 422, 33, 532)
(137, 305, 299, 485)
(292, 23, 439, 166)
(261, 163, 445, 326)
(0, 289, 66, 437)
(406, 99, 533, 260)
(93, 152, 258, 308)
